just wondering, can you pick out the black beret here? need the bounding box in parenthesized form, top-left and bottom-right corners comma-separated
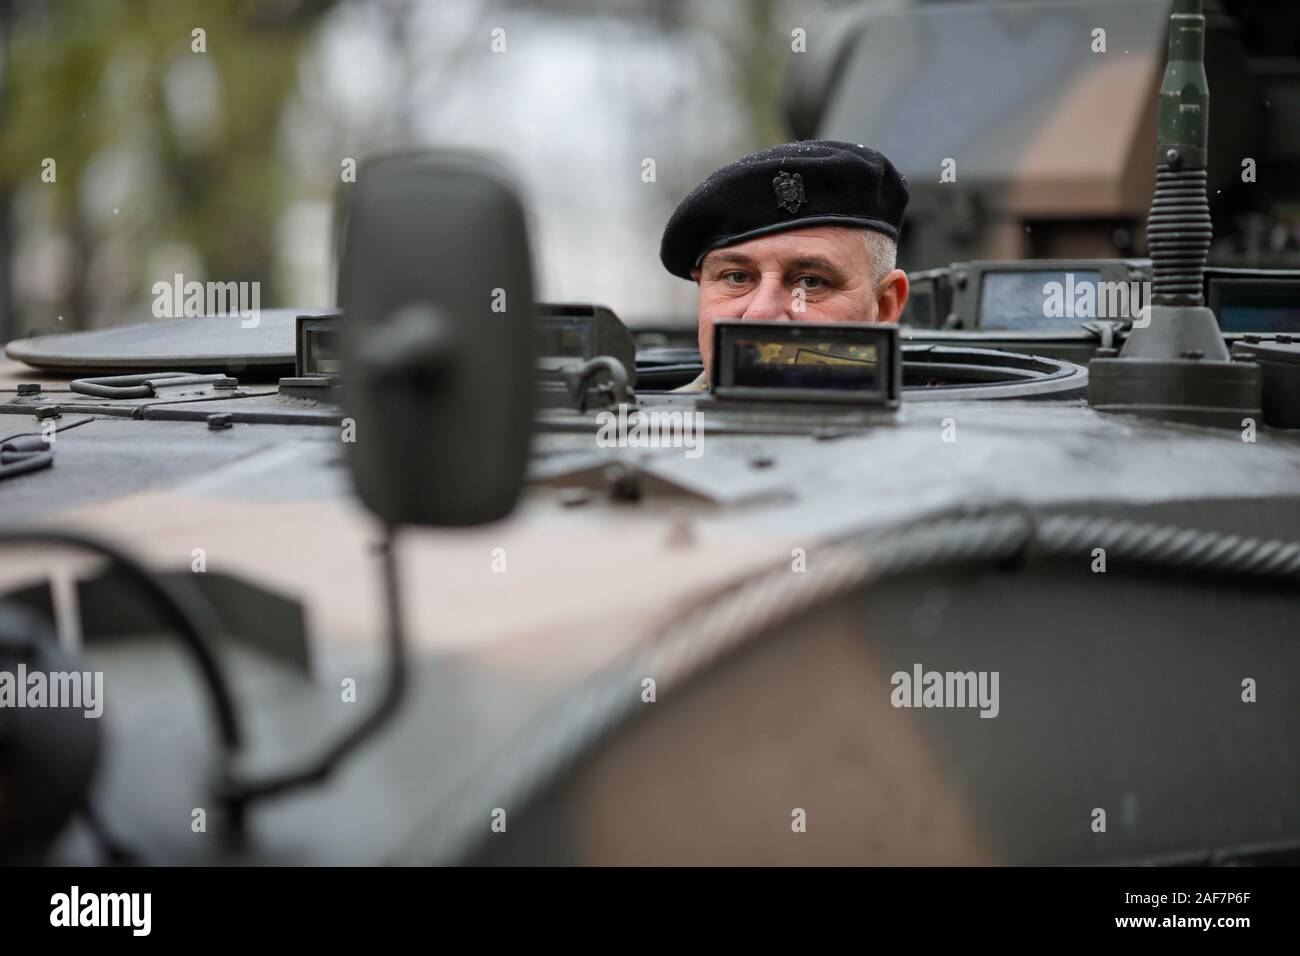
(660, 140, 908, 280)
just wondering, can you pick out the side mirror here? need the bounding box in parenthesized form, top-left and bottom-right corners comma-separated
(337, 151, 536, 526)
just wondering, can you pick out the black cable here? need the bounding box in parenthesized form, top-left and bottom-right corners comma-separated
(0, 416, 98, 481)
(0, 522, 412, 819)
(0, 529, 243, 752)
(82, 802, 141, 866)
(0, 446, 53, 480)
(220, 524, 409, 803)
(0, 414, 96, 446)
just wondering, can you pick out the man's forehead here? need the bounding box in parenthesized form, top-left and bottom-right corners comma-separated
(700, 227, 869, 269)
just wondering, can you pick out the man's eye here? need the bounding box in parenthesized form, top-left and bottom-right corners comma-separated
(723, 271, 750, 284)
(796, 275, 825, 290)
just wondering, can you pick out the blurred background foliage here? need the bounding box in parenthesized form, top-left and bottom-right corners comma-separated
(0, 0, 856, 340)
(0, 0, 338, 338)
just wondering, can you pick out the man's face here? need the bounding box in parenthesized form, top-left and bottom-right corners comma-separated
(691, 225, 908, 379)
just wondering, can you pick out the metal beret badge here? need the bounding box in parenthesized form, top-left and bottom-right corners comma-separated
(772, 170, 806, 214)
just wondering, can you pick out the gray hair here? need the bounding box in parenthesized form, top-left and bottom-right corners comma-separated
(863, 229, 897, 285)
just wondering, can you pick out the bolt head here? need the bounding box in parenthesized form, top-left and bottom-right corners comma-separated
(16, 383, 40, 395)
(207, 413, 233, 430)
(1180, 349, 1204, 360)
(34, 406, 61, 420)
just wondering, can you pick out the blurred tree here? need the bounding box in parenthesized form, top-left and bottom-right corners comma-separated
(0, 0, 336, 338)
(713, 0, 788, 150)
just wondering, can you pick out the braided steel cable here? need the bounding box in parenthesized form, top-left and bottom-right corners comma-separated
(392, 508, 1300, 865)
(1038, 514, 1300, 577)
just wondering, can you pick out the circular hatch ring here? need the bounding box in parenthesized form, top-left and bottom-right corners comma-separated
(902, 345, 1088, 401)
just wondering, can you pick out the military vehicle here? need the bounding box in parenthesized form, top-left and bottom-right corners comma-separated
(1, 0, 1297, 867)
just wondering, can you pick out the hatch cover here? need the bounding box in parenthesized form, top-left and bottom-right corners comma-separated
(3, 310, 330, 375)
